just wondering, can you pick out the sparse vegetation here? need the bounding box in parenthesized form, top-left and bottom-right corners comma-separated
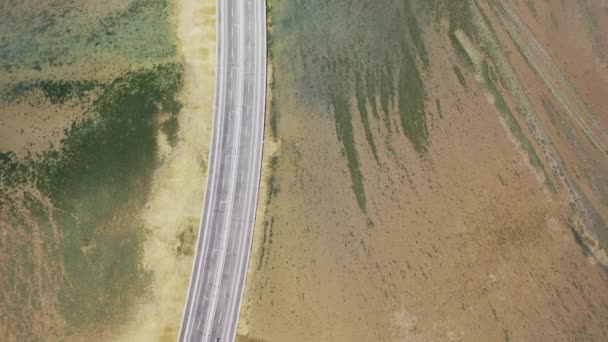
(355, 72, 379, 164)
(257, 216, 275, 270)
(247, 1, 608, 341)
(481, 59, 553, 186)
(397, 48, 428, 154)
(570, 227, 592, 257)
(404, 0, 429, 70)
(176, 223, 196, 256)
(273, 0, 430, 212)
(266, 155, 281, 204)
(525, 0, 537, 17)
(1, 62, 183, 335)
(449, 30, 475, 70)
(331, 91, 367, 212)
(162, 115, 180, 147)
(453, 64, 467, 88)
(542, 97, 577, 144)
(0, 0, 177, 72)
(269, 95, 279, 138)
(2, 80, 100, 104)
(436, 99, 443, 119)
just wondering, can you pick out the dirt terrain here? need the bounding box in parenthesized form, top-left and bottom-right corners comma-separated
(238, 1, 608, 341)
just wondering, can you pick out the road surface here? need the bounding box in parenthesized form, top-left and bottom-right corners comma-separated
(178, 0, 266, 341)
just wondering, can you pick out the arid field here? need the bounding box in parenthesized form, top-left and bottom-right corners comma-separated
(238, 0, 608, 341)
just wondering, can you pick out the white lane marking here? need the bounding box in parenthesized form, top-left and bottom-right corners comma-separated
(180, 0, 267, 340)
(180, 0, 230, 339)
(226, 3, 268, 338)
(201, 0, 247, 339)
(224, 4, 265, 336)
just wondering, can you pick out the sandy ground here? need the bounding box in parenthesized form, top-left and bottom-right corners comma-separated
(237, 1, 608, 341)
(112, 0, 215, 341)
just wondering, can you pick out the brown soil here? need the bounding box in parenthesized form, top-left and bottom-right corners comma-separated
(238, 1, 608, 341)
(0, 92, 88, 158)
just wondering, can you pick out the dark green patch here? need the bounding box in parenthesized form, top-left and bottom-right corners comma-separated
(379, 56, 395, 133)
(1, 63, 183, 332)
(162, 115, 180, 147)
(397, 47, 428, 154)
(570, 227, 592, 257)
(355, 72, 379, 164)
(331, 91, 367, 211)
(0, 151, 28, 188)
(525, 0, 537, 17)
(452, 64, 467, 88)
(430, 1, 499, 71)
(52, 63, 182, 328)
(404, 3, 430, 70)
(436, 99, 443, 119)
(176, 223, 196, 256)
(257, 216, 275, 270)
(482, 59, 537, 167)
(2, 80, 100, 104)
(0, 0, 186, 337)
(427, 0, 477, 38)
(449, 30, 475, 70)
(266, 155, 281, 205)
(481, 60, 556, 193)
(269, 93, 279, 138)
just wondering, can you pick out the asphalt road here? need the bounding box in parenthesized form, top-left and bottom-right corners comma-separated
(178, 0, 266, 341)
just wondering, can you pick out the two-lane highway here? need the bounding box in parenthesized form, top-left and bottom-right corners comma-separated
(179, 0, 266, 341)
